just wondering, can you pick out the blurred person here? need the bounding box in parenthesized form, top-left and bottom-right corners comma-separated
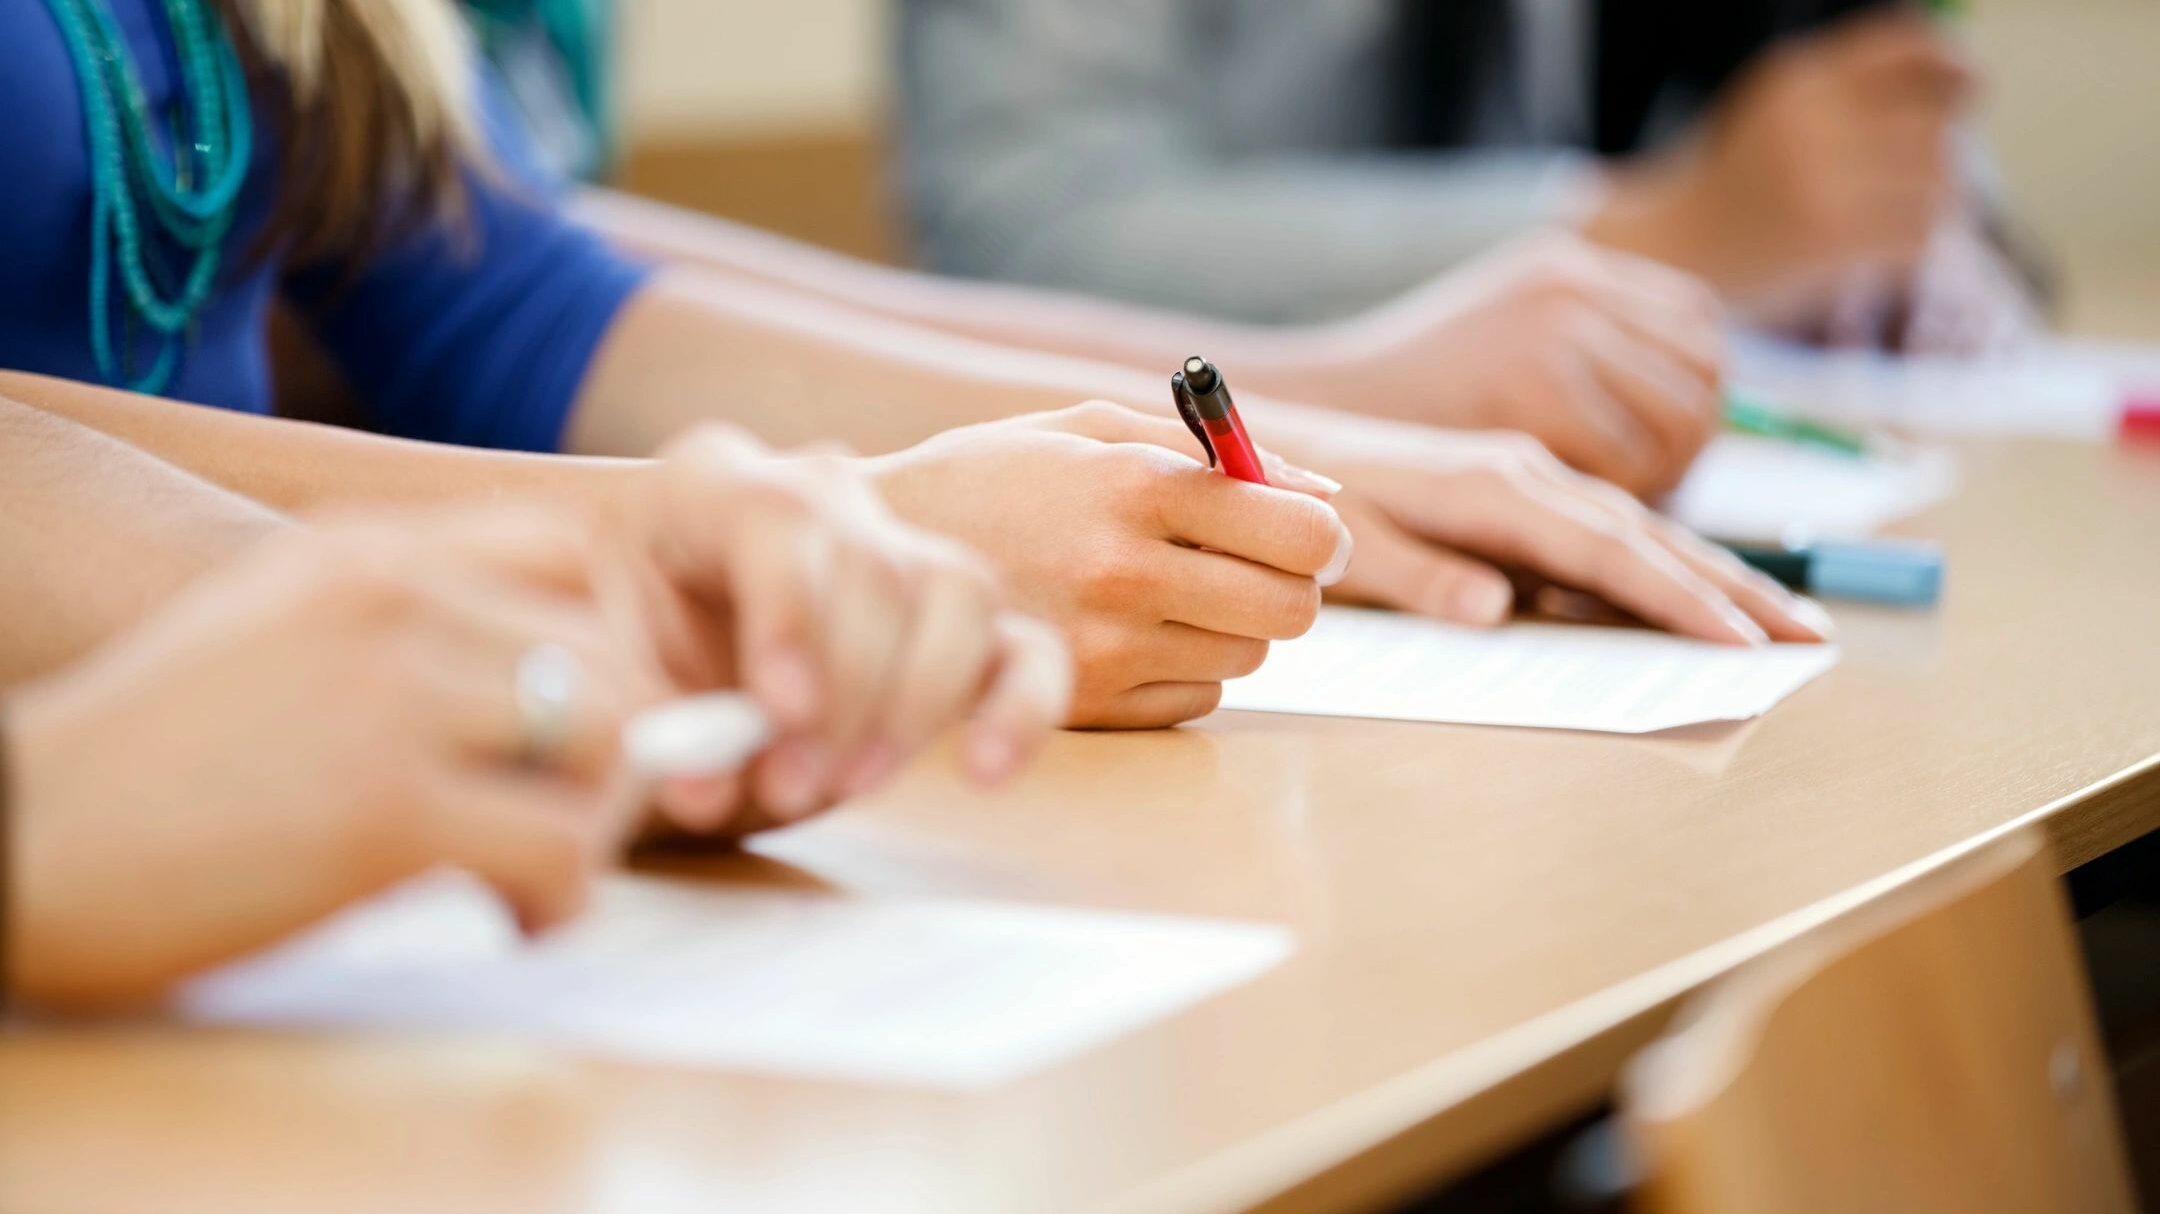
(4, 0, 1821, 744)
(898, 0, 2046, 353)
(0, 400, 1071, 1009)
(448, 1, 1737, 496)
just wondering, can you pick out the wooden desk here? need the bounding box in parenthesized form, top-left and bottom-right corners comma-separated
(6, 439, 2160, 1214)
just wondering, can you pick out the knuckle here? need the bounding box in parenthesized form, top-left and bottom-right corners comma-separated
(1584, 525, 1652, 585)
(852, 547, 913, 610)
(1098, 445, 1174, 497)
(736, 472, 822, 526)
(1073, 543, 1151, 608)
(1059, 399, 1129, 436)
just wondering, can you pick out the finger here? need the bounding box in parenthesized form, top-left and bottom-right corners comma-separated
(404, 581, 654, 782)
(1131, 621, 1272, 684)
(1554, 468, 1833, 644)
(1577, 314, 1722, 491)
(420, 767, 606, 935)
(749, 733, 840, 824)
(1157, 465, 1353, 580)
(1424, 474, 1771, 645)
(411, 637, 637, 785)
(653, 771, 746, 834)
(706, 508, 825, 732)
(877, 558, 1001, 774)
(816, 544, 915, 783)
(1088, 681, 1225, 731)
(1151, 544, 1324, 640)
(1586, 260, 1728, 383)
(1258, 454, 1345, 500)
(1532, 353, 1663, 492)
(964, 612, 1074, 783)
(1641, 518, 1836, 643)
(1326, 501, 1517, 626)
(653, 429, 828, 731)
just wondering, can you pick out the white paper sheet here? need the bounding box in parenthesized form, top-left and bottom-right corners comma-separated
(1730, 334, 2135, 440)
(180, 874, 1293, 1091)
(1220, 607, 1839, 733)
(1663, 434, 1957, 540)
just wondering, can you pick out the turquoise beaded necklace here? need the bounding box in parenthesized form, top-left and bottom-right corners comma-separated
(41, 0, 253, 394)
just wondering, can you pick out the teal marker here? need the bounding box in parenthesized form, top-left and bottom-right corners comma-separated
(1723, 390, 1870, 459)
(1722, 538, 1944, 607)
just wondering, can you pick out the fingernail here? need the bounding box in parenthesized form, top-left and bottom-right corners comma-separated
(1453, 577, 1513, 626)
(1317, 529, 1355, 587)
(764, 738, 832, 820)
(840, 738, 901, 799)
(1276, 462, 1343, 498)
(1722, 605, 1771, 646)
(660, 774, 736, 832)
(1790, 595, 1838, 641)
(752, 649, 820, 726)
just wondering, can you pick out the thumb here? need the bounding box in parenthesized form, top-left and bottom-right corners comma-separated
(1333, 502, 1516, 626)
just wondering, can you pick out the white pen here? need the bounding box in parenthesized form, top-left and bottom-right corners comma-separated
(623, 692, 773, 779)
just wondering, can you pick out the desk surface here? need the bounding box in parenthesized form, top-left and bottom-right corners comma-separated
(7, 439, 2160, 1214)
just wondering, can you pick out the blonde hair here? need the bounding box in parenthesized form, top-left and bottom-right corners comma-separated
(216, 0, 479, 267)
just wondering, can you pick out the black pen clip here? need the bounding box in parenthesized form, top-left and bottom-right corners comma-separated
(1171, 372, 1219, 469)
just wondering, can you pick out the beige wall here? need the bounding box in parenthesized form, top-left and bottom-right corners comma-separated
(618, 0, 887, 138)
(618, 0, 2160, 330)
(1966, 0, 2160, 331)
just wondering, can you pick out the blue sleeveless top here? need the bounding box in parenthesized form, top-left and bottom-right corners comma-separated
(0, 0, 648, 452)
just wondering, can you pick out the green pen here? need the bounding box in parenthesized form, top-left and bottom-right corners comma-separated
(1722, 390, 1871, 459)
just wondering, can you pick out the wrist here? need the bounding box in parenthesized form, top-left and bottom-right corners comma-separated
(1581, 157, 1727, 287)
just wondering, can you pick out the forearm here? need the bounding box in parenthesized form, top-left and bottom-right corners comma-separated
(0, 372, 642, 522)
(567, 270, 1197, 457)
(564, 274, 1379, 490)
(0, 396, 281, 683)
(573, 188, 1345, 389)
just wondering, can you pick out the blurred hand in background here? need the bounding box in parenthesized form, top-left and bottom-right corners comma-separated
(11, 506, 663, 1009)
(1280, 234, 1726, 499)
(10, 431, 1074, 1009)
(1584, 10, 2010, 346)
(624, 425, 1071, 833)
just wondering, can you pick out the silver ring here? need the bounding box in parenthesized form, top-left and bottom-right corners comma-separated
(514, 643, 585, 767)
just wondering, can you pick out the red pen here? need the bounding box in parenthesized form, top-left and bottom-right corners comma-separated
(1171, 355, 1268, 485)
